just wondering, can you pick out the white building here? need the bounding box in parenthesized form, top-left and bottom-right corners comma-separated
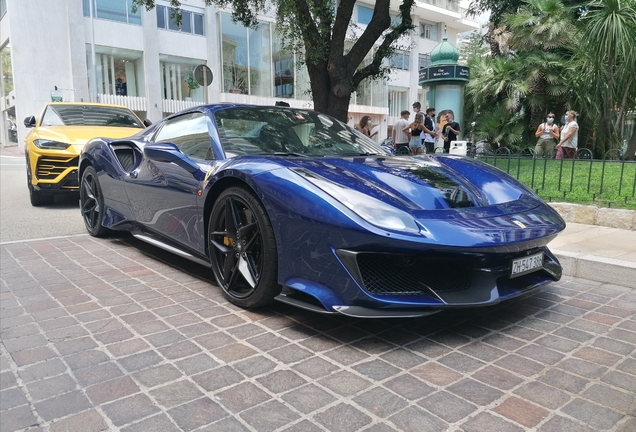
(0, 0, 478, 151)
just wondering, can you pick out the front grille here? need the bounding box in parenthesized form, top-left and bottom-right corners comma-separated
(356, 253, 473, 296)
(36, 156, 79, 180)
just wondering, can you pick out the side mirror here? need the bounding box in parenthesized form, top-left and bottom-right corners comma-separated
(24, 116, 36, 128)
(144, 142, 199, 174)
(143, 119, 152, 127)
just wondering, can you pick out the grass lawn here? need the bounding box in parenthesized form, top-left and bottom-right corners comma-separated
(480, 157, 636, 210)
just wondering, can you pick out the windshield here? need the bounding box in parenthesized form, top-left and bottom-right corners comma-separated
(41, 105, 142, 128)
(214, 106, 389, 157)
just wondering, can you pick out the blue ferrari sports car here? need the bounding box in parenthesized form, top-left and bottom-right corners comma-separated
(79, 104, 565, 318)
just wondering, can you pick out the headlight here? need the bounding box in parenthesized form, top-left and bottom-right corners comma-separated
(33, 139, 71, 150)
(293, 169, 420, 234)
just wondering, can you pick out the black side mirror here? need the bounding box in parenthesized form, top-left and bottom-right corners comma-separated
(143, 119, 152, 127)
(24, 116, 36, 128)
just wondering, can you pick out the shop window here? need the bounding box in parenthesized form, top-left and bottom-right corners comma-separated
(160, 55, 205, 102)
(86, 46, 145, 97)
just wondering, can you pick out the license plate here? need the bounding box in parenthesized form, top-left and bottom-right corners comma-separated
(510, 252, 544, 278)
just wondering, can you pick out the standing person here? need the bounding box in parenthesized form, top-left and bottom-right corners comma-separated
(422, 107, 437, 154)
(359, 116, 378, 139)
(556, 110, 579, 159)
(392, 110, 410, 155)
(412, 102, 421, 116)
(442, 112, 460, 153)
(404, 112, 425, 155)
(534, 112, 559, 158)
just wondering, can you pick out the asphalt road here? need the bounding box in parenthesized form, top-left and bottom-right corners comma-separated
(0, 154, 87, 242)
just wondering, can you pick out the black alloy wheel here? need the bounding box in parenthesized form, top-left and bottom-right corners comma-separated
(209, 187, 279, 308)
(80, 166, 107, 237)
(26, 154, 53, 207)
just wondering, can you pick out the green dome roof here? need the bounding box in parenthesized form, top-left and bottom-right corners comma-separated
(430, 37, 460, 66)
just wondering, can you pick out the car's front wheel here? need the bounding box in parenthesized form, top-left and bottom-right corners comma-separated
(80, 166, 107, 237)
(26, 155, 53, 207)
(209, 187, 280, 308)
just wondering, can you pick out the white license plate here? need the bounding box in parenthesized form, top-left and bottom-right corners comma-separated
(510, 252, 544, 278)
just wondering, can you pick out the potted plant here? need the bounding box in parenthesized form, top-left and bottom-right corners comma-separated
(223, 60, 247, 94)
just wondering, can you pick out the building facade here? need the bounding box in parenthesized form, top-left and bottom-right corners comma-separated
(0, 0, 478, 150)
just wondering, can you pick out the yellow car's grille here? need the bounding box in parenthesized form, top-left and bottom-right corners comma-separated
(36, 156, 79, 180)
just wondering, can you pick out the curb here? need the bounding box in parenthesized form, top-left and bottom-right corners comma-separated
(549, 202, 636, 230)
(553, 249, 636, 289)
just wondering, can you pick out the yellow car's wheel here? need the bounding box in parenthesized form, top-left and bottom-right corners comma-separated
(26, 155, 53, 207)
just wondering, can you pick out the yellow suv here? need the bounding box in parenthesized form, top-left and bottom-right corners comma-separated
(24, 102, 148, 206)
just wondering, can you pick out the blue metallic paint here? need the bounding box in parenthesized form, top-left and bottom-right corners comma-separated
(79, 104, 565, 315)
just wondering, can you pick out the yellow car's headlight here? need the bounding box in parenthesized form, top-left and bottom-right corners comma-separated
(33, 139, 71, 150)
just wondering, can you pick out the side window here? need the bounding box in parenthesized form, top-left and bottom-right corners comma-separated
(154, 112, 213, 160)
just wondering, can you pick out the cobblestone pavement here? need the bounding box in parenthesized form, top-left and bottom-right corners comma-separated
(1, 235, 635, 432)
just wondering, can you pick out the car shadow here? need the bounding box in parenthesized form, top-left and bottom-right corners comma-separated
(103, 233, 558, 349)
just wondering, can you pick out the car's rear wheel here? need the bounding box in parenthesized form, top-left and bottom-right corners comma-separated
(209, 187, 280, 308)
(80, 166, 107, 237)
(26, 155, 53, 207)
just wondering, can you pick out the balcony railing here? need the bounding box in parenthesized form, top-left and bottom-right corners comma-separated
(98, 94, 147, 112)
(418, 0, 460, 13)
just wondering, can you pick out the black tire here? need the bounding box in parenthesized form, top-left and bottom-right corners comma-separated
(26, 155, 53, 207)
(80, 166, 108, 237)
(209, 187, 280, 308)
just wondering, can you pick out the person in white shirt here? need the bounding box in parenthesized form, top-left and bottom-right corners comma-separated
(392, 110, 411, 155)
(534, 112, 560, 158)
(557, 110, 579, 159)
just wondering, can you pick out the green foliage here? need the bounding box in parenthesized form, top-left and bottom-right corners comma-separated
(482, 157, 636, 209)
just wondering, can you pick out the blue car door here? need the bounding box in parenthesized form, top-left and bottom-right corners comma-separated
(125, 111, 213, 254)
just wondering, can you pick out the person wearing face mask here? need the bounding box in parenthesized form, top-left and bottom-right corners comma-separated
(557, 110, 579, 159)
(534, 112, 560, 158)
(359, 116, 378, 139)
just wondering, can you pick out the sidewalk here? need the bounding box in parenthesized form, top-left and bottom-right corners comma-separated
(551, 222, 636, 288)
(0, 145, 22, 157)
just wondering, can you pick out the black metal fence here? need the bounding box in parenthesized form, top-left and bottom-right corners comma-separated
(469, 146, 636, 209)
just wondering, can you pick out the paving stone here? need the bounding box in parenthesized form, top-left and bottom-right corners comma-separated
(48, 409, 109, 432)
(86, 376, 140, 405)
(269, 344, 313, 363)
(581, 384, 635, 413)
(256, 370, 307, 393)
(352, 359, 402, 381)
(493, 396, 549, 428)
(210, 342, 257, 363)
(593, 337, 635, 355)
(516, 344, 565, 365)
(65, 349, 110, 371)
(418, 390, 476, 423)
(192, 366, 243, 392)
(232, 355, 277, 378)
(106, 338, 151, 357)
(167, 397, 227, 431)
(557, 357, 607, 379)
(447, 378, 504, 406)
(472, 365, 524, 390)
(318, 370, 372, 397)
(75, 362, 124, 387)
(314, 402, 372, 432)
(215, 381, 270, 413)
(150, 380, 204, 409)
(460, 411, 524, 432)
(0, 371, 17, 389)
(388, 405, 448, 432)
(18, 358, 67, 383)
(3, 333, 48, 353)
(34, 390, 92, 421)
(1, 387, 29, 410)
(102, 393, 160, 427)
(411, 362, 462, 386)
(282, 384, 337, 414)
(10, 346, 57, 366)
(574, 346, 622, 367)
(119, 414, 181, 432)
(383, 374, 435, 401)
(199, 417, 251, 432)
(26, 373, 77, 401)
(561, 398, 624, 430)
(601, 370, 636, 393)
(291, 356, 339, 379)
(0, 405, 39, 431)
(538, 369, 590, 393)
(437, 351, 486, 373)
(117, 350, 163, 373)
(514, 381, 571, 409)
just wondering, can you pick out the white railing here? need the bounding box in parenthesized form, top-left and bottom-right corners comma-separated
(97, 94, 147, 111)
(162, 99, 204, 114)
(418, 0, 460, 13)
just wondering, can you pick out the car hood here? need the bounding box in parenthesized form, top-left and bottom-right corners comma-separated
(33, 126, 142, 146)
(276, 155, 565, 245)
